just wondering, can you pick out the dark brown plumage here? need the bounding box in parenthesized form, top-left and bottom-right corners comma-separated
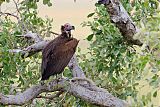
(41, 23, 79, 80)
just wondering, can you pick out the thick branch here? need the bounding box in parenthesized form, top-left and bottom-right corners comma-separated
(68, 55, 86, 78)
(0, 79, 63, 106)
(0, 78, 128, 107)
(22, 31, 43, 43)
(98, 0, 143, 46)
(68, 80, 128, 107)
(68, 55, 128, 106)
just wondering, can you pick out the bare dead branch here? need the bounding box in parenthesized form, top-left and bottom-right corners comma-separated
(9, 31, 49, 57)
(0, 79, 63, 106)
(98, 0, 143, 46)
(22, 31, 43, 43)
(9, 40, 49, 57)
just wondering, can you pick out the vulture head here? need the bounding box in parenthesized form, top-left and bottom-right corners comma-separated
(61, 23, 75, 38)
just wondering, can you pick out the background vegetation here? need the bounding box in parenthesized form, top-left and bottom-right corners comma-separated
(0, 0, 160, 106)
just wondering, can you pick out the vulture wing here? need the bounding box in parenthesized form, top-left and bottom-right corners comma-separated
(41, 38, 79, 80)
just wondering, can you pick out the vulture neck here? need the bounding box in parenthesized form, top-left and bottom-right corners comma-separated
(60, 32, 71, 38)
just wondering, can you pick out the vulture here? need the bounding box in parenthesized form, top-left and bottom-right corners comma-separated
(41, 23, 79, 80)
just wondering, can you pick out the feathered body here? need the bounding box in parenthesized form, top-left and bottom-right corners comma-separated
(41, 23, 79, 80)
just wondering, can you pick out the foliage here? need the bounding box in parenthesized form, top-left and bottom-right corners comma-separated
(81, 3, 140, 100)
(79, 1, 160, 107)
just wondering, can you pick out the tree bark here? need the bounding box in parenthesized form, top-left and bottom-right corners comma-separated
(98, 0, 143, 46)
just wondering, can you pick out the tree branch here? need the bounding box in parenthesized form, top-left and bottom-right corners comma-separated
(98, 0, 143, 46)
(68, 55, 86, 78)
(0, 79, 63, 106)
(0, 12, 20, 21)
(0, 78, 128, 107)
(9, 31, 50, 57)
(9, 40, 49, 57)
(21, 31, 43, 43)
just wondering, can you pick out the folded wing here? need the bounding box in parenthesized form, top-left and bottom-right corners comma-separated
(41, 38, 79, 80)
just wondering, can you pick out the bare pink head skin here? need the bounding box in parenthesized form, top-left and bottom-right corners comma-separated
(61, 23, 75, 38)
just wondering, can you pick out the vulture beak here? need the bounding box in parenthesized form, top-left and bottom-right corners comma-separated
(71, 26, 75, 30)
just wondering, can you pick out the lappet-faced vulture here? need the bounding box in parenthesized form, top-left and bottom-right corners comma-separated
(41, 23, 79, 80)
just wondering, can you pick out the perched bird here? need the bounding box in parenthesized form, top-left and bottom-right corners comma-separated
(41, 23, 79, 81)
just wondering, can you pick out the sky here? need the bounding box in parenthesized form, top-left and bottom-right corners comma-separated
(38, 0, 96, 49)
(38, 0, 95, 36)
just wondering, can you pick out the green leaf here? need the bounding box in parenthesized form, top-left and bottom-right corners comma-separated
(43, 0, 49, 5)
(87, 12, 95, 18)
(87, 34, 94, 41)
(47, 2, 52, 7)
(153, 91, 157, 97)
(98, 63, 103, 72)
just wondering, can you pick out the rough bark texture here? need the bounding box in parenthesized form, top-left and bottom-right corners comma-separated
(98, 0, 143, 46)
(0, 78, 128, 107)
(68, 55, 86, 78)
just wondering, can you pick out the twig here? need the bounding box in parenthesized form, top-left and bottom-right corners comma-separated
(49, 31, 59, 36)
(13, 0, 20, 13)
(37, 91, 63, 100)
(0, 12, 20, 21)
(13, 0, 28, 32)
